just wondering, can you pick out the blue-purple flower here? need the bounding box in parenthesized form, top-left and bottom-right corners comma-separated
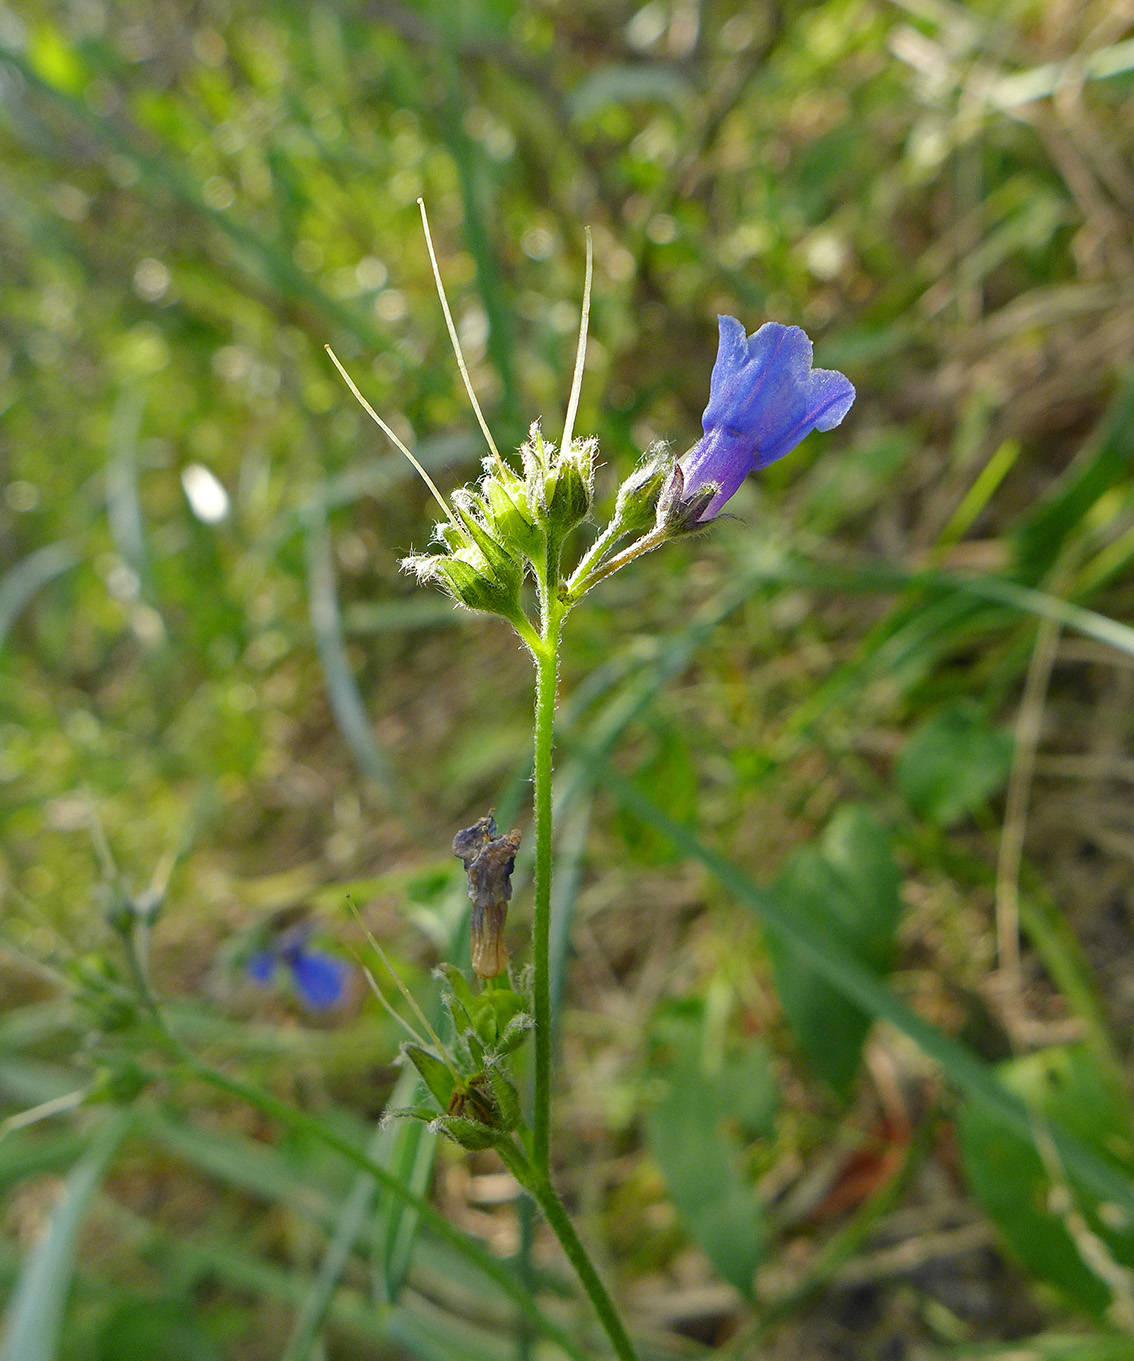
(675, 315, 856, 522)
(247, 926, 349, 1011)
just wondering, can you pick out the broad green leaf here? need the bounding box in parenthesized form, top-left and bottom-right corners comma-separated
(959, 1045, 1134, 1319)
(595, 762, 1134, 1225)
(897, 704, 1015, 828)
(93, 1299, 220, 1361)
(646, 1003, 776, 1296)
(766, 806, 902, 1096)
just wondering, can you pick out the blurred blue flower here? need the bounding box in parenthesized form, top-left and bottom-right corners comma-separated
(676, 316, 856, 522)
(247, 927, 349, 1010)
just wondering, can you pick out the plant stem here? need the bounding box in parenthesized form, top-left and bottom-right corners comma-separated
(568, 525, 668, 602)
(530, 612, 561, 1177)
(157, 1038, 589, 1361)
(499, 1142, 638, 1361)
(565, 516, 628, 596)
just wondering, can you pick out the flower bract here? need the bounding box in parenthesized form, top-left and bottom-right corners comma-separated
(676, 315, 856, 521)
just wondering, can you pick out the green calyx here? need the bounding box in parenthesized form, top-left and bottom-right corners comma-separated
(405, 549, 525, 624)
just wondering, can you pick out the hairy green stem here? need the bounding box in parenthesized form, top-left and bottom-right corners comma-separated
(530, 616, 561, 1176)
(499, 1143, 639, 1361)
(565, 516, 629, 596)
(568, 525, 668, 601)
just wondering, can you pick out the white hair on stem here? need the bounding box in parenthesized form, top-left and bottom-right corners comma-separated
(324, 344, 454, 524)
(416, 197, 503, 466)
(560, 226, 592, 457)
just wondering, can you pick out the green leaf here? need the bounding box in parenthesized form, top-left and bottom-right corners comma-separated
(955, 1335, 1134, 1361)
(484, 1059, 522, 1132)
(1015, 376, 1134, 581)
(304, 506, 398, 799)
(372, 1082, 438, 1308)
(0, 542, 79, 649)
(616, 719, 699, 865)
(401, 1044, 455, 1111)
(567, 64, 692, 118)
(897, 704, 1015, 828)
(766, 806, 903, 1096)
(591, 762, 1134, 1227)
(959, 1045, 1134, 1319)
(1, 1112, 131, 1361)
(93, 1299, 220, 1361)
(645, 1003, 775, 1297)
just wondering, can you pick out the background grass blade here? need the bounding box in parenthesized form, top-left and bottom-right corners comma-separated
(0, 543, 79, 650)
(0, 1111, 132, 1361)
(304, 504, 398, 800)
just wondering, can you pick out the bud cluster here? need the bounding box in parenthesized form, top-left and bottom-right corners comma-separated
(399, 422, 714, 629)
(401, 421, 599, 630)
(399, 309, 856, 627)
(394, 963, 532, 1151)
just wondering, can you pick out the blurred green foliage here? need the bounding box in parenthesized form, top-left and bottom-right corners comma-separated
(3, 0, 1134, 1356)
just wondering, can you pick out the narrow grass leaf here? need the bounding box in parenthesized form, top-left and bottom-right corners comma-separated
(282, 1118, 393, 1361)
(104, 387, 148, 579)
(0, 1111, 132, 1361)
(0, 543, 79, 650)
(752, 547, 1134, 660)
(304, 506, 398, 799)
(373, 1103, 440, 1303)
(1015, 376, 1134, 581)
(184, 1058, 589, 1360)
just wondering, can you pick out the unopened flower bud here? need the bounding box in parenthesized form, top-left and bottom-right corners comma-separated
(451, 490, 523, 586)
(546, 437, 596, 535)
(431, 1112, 502, 1150)
(88, 1059, 153, 1105)
(102, 886, 135, 938)
(614, 442, 675, 534)
(519, 422, 554, 526)
(481, 470, 545, 561)
(405, 551, 524, 622)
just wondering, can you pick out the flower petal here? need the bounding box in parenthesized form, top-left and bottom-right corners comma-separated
(676, 315, 856, 520)
(809, 368, 857, 433)
(289, 949, 349, 1010)
(708, 314, 751, 391)
(246, 950, 277, 984)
